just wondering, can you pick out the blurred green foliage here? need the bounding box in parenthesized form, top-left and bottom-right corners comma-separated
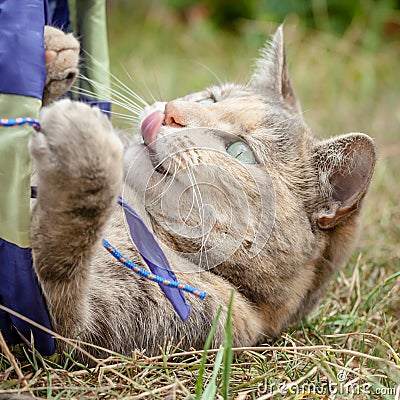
(260, 0, 395, 32)
(166, 0, 400, 37)
(109, 0, 400, 52)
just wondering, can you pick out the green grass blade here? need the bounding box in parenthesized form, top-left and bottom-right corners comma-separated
(222, 290, 234, 400)
(200, 346, 224, 400)
(362, 271, 400, 311)
(195, 305, 223, 399)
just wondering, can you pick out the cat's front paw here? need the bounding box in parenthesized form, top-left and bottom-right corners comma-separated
(31, 100, 123, 203)
(42, 26, 79, 105)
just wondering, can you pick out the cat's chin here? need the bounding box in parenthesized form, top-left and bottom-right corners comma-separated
(123, 143, 172, 195)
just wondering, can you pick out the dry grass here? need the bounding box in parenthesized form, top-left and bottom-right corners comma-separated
(1, 3, 399, 399)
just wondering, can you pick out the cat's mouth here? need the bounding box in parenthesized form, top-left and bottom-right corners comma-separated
(140, 107, 189, 176)
(140, 110, 171, 175)
(141, 110, 165, 146)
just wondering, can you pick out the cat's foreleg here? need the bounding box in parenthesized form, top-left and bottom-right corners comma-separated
(30, 100, 122, 338)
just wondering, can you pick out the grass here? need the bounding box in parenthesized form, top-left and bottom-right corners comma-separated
(1, 2, 400, 399)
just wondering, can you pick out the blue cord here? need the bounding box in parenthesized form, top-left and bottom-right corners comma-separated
(0, 117, 41, 131)
(102, 238, 206, 300)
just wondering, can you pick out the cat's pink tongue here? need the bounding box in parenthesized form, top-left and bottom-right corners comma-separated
(141, 110, 164, 146)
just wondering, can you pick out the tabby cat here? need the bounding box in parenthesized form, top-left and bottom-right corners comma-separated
(30, 26, 375, 360)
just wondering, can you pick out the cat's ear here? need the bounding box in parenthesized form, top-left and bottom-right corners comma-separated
(251, 25, 301, 113)
(314, 133, 376, 229)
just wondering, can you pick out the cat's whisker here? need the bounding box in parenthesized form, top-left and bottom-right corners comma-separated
(86, 60, 150, 107)
(106, 111, 139, 122)
(70, 88, 142, 123)
(70, 89, 140, 122)
(120, 64, 156, 105)
(191, 61, 224, 87)
(80, 49, 149, 107)
(150, 69, 163, 103)
(161, 163, 178, 198)
(103, 108, 141, 122)
(146, 158, 174, 193)
(144, 157, 179, 208)
(188, 171, 210, 271)
(183, 175, 197, 226)
(75, 74, 144, 113)
(108, 70, 150, 108)
(110, 101, 143, 116)
(70, 85, 128, 110)
(180, 155, 204, 227)
(108, 115, 138, 125)
(186, 166, 210, 271)
(76, 75, 145, 115)
(157, 161, 179, 198)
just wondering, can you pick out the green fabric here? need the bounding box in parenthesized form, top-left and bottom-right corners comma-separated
(69, 0, 111, 101)
(0, 94, 41, 247)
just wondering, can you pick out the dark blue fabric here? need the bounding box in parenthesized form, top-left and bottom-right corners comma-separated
(0, 239, 55, 355)
(119, 197, 192, 321)
(44, 0, 51, 25)
(0, 0, 46, 99)
(79, 97, 112, 118)
(48, 0, 71, 32)
(0, 0, 54, 354)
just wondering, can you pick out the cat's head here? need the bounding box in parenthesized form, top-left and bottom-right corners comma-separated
(124, 26, 375, 333)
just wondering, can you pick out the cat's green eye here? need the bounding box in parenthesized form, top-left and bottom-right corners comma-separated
(197, 98, 215, 105)
(226, 141, 256, 164)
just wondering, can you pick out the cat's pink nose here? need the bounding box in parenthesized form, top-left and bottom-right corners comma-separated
(164, 101, 187, 127)
(141, 110, 164, 145)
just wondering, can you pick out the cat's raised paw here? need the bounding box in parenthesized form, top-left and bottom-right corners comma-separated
(43, 26, 80, 105)
(31, 100, 123, 197)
